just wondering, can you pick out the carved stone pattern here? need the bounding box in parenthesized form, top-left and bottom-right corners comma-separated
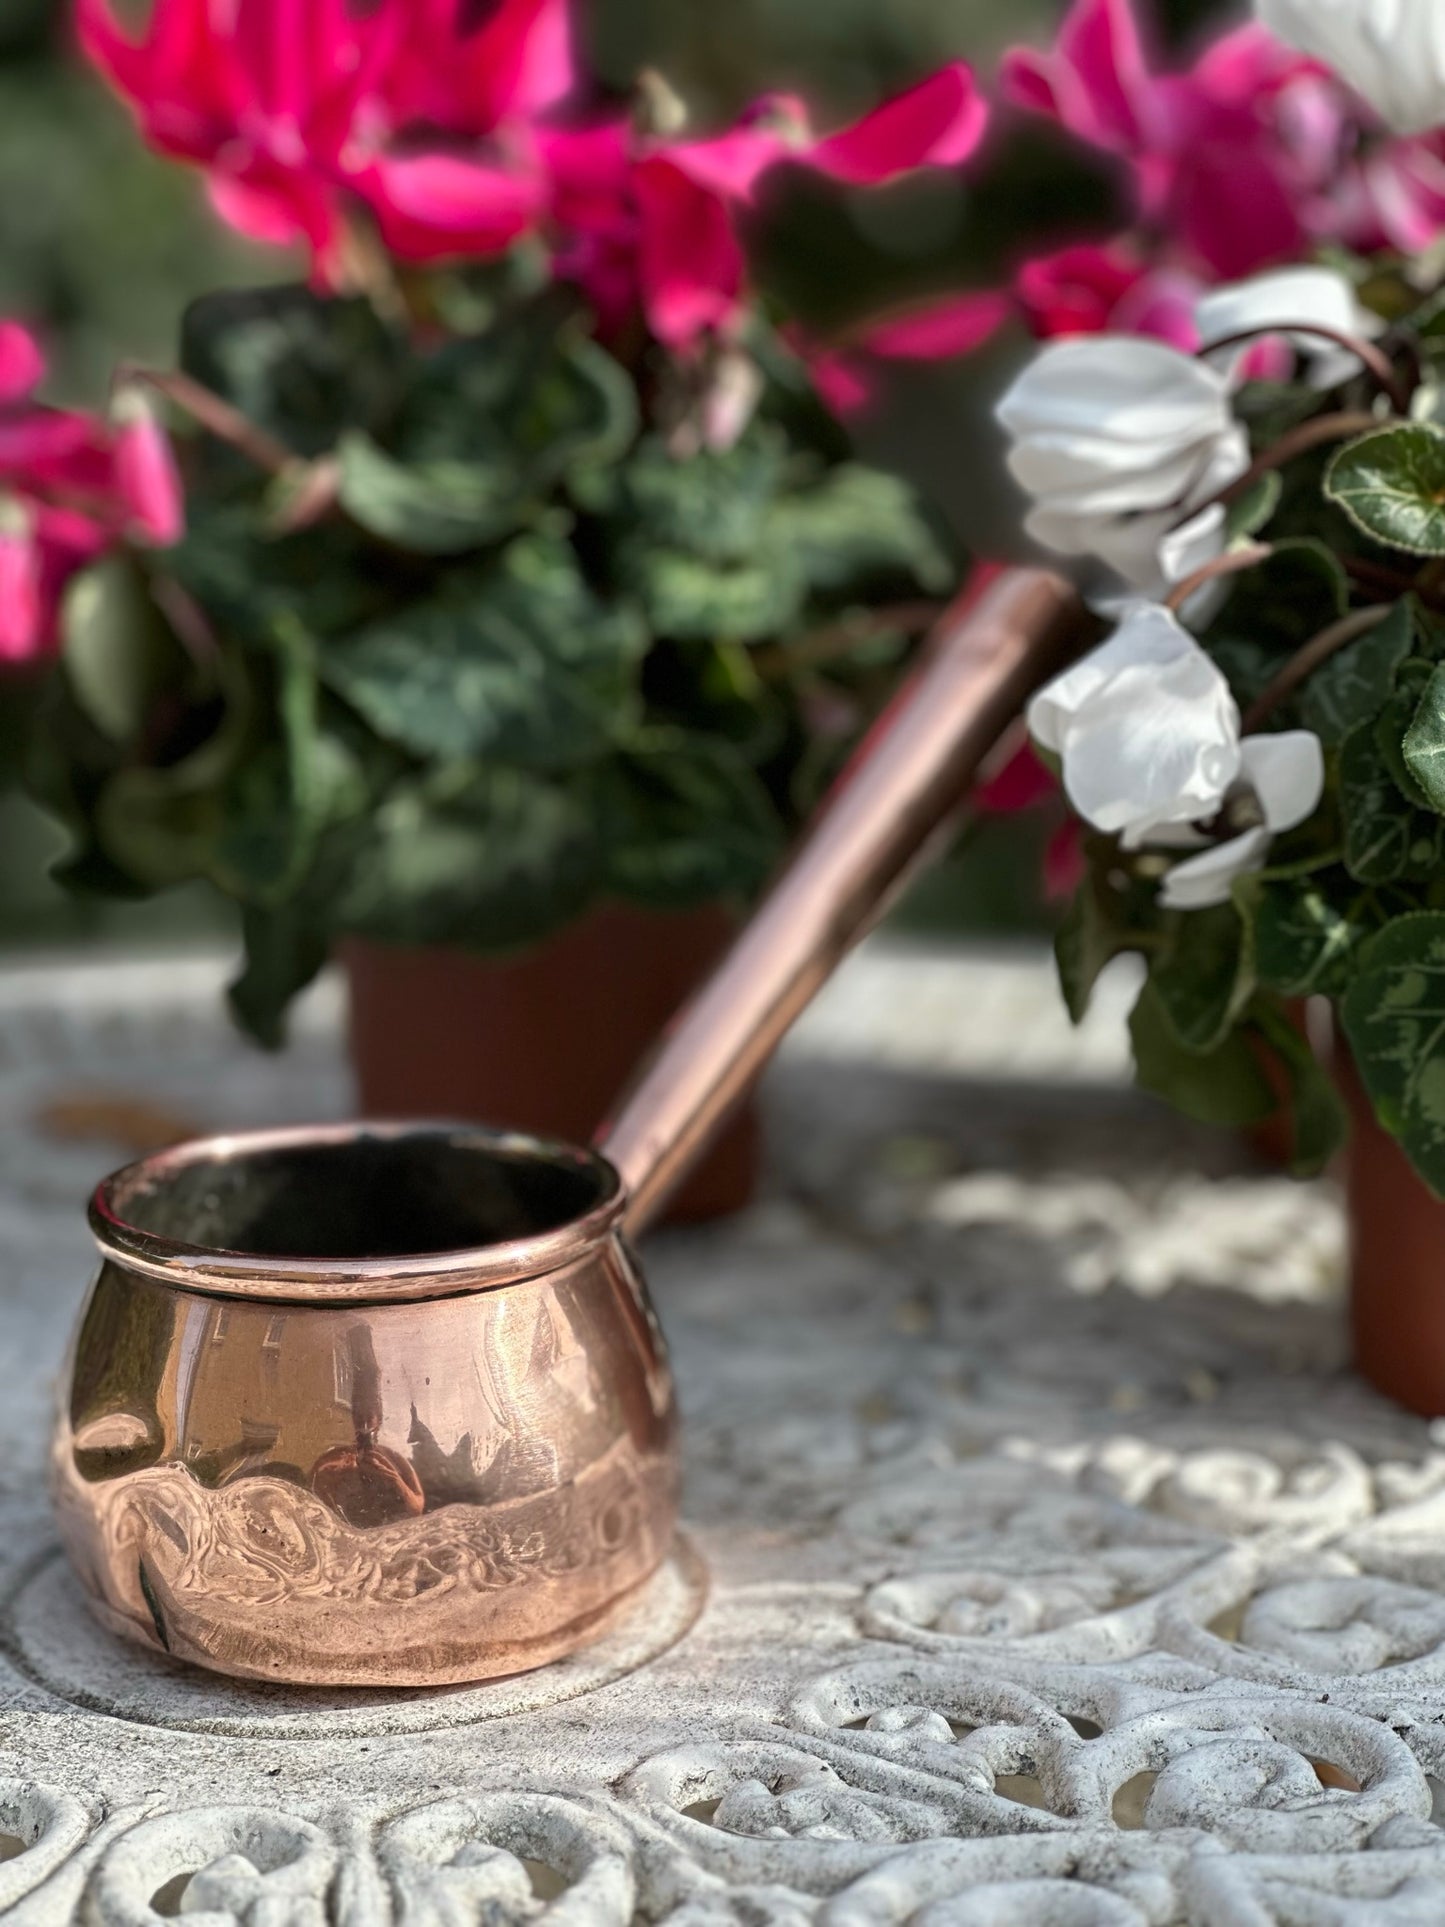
(3, 946, 1444, 1923)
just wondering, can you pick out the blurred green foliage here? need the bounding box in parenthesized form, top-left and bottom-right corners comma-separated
(0, 0, 1236, 948)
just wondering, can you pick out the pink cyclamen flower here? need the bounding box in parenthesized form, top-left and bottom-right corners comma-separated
(543, 63, 989, 351)
(78, 0, 562, 279)
(1002, 2, 1315, 278)
(1004, 0, 1445, 271)
(0, 322, 45, 407)
(0, 323, 176, 665)
(791, 288, 1012, 416)
(112, 385, 186, 547)
(1015, 242, 1200, 347)
(0, 500, 44, 664)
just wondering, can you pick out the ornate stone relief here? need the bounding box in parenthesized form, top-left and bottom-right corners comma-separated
(3, 950, 1445, 1924)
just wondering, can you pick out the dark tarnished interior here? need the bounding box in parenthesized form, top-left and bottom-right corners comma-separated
(107, 1131, 613, 1259)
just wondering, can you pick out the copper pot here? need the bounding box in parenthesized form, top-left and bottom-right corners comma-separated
(52, 570, 1081, 1688)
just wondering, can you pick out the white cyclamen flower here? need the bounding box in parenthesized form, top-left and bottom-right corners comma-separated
(1196, 267, 1384, 390)
(1160, 734, 1325, 909)
(1028, 603, 1243, 839)
(997, 336, 1249, 599)
(1258, 0, 1445, 137)
(1029, 603, 1326, 906)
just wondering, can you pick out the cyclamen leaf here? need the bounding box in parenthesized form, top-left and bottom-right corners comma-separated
(339, 770, 601, 953)
(1054, 856, 1163, 1024)
(596, 732, 783, 906)
(1325, 424, 1445, 556)
(1403, 661, 1445, 811)
(1224, 471, 1282, 544)
(61, 556, 183, 744)
(1377, 658, 1439, 807)
(1343, 913, 1445, 1194)
(1252, 871, 1386, 997)
(1339, 719, 1445, 881)
(229, 902, 332, 1050)
(619, 433, 783, 564)
(1249, 1001, 1348, 1177)
(181, 285, 402, 456)
(1151, 902, 1254, 1054)
(1130, 981, 1275, 1127)
(1302, 600, 1414, 745)
(338, 432, 522, 554)
(619, 543, 807, 643)
(1055, 888, 1117, 1025)
(768, 464, 952, 596)
(320, 538, 646, 766)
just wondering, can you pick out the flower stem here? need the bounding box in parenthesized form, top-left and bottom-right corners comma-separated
(120, 366, 296, 477)
(1198, 324, 1410, 411)
(1189, 410, 1386, 527)
(1242, 605, 1395, 732)
(752, 600, 945, 678)
(1343, 555, 1419, 597)
(1164, 543, 1273, 614)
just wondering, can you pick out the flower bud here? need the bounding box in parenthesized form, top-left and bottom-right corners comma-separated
(0, 498, 44, 663)
(112, 383, 185, 547)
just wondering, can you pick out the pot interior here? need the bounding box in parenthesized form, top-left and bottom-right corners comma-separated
(101, 1127, 618, 1262)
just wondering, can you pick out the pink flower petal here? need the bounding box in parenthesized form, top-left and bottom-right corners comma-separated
(34, 503, 113, 562)
(857, 290, 1012, 361)
(1002, 0, 1158, 153)
(393, 0, 575, 130)
(978, 737, 1058, 813)
(360, 153, 543, 260)
(0, 323, 44, 407)
(0, 510, 44, 664)
(205, 172, 313, 249)
(811, 62, 988, 182)
(635, 158, 747, 349)
(1112, 268, 1202, 349)
(113, 388, 186, 548)
(662, 111, 798, 202)
(1168, 131, 1305, 277)
(468, 0, 575, 122)
(1016, 243, 1143, 338)
(0, 408, 109, 486)
(781, 331, 877, 416)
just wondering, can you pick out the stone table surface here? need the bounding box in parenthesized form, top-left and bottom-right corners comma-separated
(1, 941, 1443, 1924)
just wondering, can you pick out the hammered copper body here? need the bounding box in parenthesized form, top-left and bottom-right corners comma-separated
(53, 569, 1081, 1688)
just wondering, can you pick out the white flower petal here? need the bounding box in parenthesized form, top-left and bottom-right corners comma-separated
(1197, 266, 1382, 389)
(1028, 602, 1211, 746)
(998, 337, 1234, 443)
(1160, 828, 1273, 910)
(1237, 730, 1326, 832)
(1259, 0, 1445, 137)
(1157, 502, 1229, 591)
(999, 333, 1248, 597)
(1028, 604, 1242, 837)
(1007, 433, 1221, 507)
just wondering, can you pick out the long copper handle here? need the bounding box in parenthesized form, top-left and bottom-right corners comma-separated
(597, 566, 1085, 1237)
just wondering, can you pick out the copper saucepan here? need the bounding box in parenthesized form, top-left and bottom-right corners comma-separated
(53, 568, 1081, 1688)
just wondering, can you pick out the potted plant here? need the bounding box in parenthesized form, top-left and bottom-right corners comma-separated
(854, 0, 1445, 1411)
(4, 0, 985, 1215)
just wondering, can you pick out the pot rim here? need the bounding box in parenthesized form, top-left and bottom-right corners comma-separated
(88, 1119, 627, 1303)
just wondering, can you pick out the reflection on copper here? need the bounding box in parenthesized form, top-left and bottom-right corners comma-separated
(310, 1325, 426, 1528)
(52, 570, 1084, 1687)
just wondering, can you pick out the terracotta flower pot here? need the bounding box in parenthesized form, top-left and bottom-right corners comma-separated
(1338, 1046, 1445, 1418)
(342, 903, 760, 1224)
